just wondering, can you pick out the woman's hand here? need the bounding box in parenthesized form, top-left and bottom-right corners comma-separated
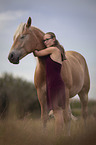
(34, 50, 39, 57)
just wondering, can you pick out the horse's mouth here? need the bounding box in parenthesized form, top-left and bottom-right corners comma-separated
(8, 56, 19, 64)
(9, 58, 19, 64)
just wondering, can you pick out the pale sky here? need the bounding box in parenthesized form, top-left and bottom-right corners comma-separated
(0, 0, 96, 100)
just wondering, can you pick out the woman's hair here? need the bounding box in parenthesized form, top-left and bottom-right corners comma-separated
(45, 32, 66, 61)
(46, 32, 56, 39)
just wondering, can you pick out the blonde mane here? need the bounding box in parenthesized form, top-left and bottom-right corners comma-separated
(13, 23, 26, 41)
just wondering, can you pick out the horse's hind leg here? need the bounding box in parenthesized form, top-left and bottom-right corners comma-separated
(78, 92, 88, 120)
(78, 59, 90, 120)
(63, 88, 71, 136)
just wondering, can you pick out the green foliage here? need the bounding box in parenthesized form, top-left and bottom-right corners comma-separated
(70, 100, 81, 116)
(70, 100, 96, 117)
(0, 73, 40, 118)
(70, 100, 81, 109)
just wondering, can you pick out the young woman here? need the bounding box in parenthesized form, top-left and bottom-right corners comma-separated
(34, 32, 66, 111)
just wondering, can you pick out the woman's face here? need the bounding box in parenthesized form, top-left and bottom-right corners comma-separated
(43, 34, 55, 47)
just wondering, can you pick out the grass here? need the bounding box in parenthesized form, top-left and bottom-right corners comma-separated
(0, 116, 96, 145)
(0, 100, 96, 145)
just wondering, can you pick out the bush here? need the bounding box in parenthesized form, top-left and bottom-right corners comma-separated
(0, 73, 40, 119)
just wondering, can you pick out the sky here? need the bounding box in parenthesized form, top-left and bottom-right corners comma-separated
(0, 0, 96, 100)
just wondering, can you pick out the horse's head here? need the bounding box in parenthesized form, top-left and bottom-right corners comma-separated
(8, 17, 45, 64)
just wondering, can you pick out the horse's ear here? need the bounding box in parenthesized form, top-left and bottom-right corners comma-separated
(26, 17, 32, 28)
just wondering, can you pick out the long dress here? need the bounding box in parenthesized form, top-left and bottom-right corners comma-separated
(45, 55, 65, 110)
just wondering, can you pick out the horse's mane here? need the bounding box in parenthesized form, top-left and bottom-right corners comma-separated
(13, 23, 26, 41)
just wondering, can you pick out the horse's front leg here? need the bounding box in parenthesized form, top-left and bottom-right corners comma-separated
(37, 85, 48, 128)
(53, 108, 64, 135)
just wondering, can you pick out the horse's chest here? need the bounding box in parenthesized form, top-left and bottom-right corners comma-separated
(35, 65, 46, 88)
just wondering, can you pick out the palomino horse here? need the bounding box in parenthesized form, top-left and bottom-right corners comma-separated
(8, 17, 90, 134)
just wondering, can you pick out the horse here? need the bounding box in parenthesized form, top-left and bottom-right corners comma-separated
(8, 17, 90, 135)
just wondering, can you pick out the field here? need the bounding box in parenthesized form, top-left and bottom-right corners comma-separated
(0, 100, 96, 145)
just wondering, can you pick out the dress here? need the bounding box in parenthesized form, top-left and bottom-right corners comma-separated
(45, 55, 65, 110)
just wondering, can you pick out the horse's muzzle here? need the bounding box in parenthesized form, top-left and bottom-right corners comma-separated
(8, 51, 20, 64)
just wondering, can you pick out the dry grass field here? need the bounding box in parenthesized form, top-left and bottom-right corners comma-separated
(0, 104, 96, 145)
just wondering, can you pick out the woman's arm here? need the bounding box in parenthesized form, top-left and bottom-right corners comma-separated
(34, 47, 57, 57)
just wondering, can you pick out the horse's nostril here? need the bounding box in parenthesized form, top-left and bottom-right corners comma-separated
(8, 52, 15, 61)
(11, 53, 14, 59)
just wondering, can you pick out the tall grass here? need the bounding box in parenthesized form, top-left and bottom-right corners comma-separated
(0, 116, 96, 145)
(0, 100, 96, 145)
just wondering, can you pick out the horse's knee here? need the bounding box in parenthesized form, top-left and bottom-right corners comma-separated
(63, 108, 71, 123)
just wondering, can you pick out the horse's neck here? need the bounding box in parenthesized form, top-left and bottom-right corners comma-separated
(31, 26, 46, 65)
(32, 26, 45, 50)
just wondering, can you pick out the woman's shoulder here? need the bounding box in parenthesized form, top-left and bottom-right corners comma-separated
(53, 47, 61, 53)
(47, 46, 60, 52)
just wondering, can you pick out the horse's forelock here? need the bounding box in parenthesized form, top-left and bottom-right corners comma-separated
(13, 23, 26, 41)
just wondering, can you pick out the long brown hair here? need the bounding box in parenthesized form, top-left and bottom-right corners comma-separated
(46, 32, 66, 61)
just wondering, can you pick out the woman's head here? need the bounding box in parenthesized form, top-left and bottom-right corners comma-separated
(43, 32, 56, 47)
(43, 32, 66, 61)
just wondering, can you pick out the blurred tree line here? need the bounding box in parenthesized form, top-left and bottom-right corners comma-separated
(0, 73, 40, 119)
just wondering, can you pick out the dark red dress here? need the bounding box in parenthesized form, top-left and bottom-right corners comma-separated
(45, 55, 65, 110)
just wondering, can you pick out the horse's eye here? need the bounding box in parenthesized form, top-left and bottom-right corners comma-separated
(20, 35, 25, 39)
